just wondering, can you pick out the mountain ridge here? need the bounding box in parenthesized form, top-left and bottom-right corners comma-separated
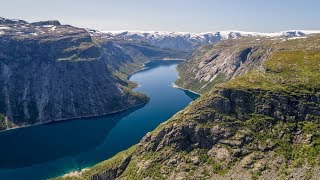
(100, 30, 320, 51)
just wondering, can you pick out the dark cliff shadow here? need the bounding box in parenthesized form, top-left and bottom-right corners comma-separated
(128, 59, 184, 79)
(183, 90, 200, 101)
(0, 105, 145, 168)
(144, 59, 185, 68)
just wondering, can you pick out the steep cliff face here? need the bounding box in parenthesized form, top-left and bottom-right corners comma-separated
(175, 37, 276, 93)
(0, 18, 152, 130)
(61, 34, 320, 180)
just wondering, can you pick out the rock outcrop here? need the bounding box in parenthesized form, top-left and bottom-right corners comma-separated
(175, 37, 274, 93)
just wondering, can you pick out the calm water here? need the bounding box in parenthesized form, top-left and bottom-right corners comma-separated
(0, 60, 199, 180)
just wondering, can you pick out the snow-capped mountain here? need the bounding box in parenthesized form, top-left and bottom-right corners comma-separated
(100, 30, 320, 51)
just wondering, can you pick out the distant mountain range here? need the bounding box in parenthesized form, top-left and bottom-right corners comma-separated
(100, 30, 320, 50)
(1, 16, 319, 51)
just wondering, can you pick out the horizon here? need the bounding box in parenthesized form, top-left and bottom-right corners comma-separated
(100, 29, 320, 34)
(1, 0, 320, 33)
(2, 16, 320, 34)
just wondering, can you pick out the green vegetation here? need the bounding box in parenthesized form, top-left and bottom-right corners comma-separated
(55, 146, 137, 180)
(0, 114, 6, 130)
(0, 114, 16, 131)
(222, 50, 320, 94)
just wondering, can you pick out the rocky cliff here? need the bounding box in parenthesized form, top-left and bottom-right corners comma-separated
(59, 34, 320, 179)
(0, 18, 184, 130)
(175, 37, 272, 93)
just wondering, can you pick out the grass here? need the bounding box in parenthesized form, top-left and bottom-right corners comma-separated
(221, 50, 320, 94)
(244, 114, 276, 132)
(0, 113, 16, 131)
(0, 114, 6, 131)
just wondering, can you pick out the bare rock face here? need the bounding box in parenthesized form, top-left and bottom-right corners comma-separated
(31, 20, 61, 26)
(0, 18, 149, 129)
(175, 38, 274, 93)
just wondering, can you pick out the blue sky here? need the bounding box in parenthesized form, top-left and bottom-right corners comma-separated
(1, 0, 319, 32)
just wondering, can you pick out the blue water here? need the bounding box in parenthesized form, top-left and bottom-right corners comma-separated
(0, 60, 199, 180)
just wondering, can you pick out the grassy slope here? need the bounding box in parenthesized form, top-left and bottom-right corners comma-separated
(222, 46, 320, 94)
(57, 35, 320, 180)
(176, 35, 320, 94)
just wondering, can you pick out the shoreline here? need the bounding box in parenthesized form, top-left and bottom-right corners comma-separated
(172, 82, 202, 96)
(133, 59, 200, 97)
(162, 58, 186, 61)
(1, 101, 149, 133)
(1, 58, 182, 133)
(126, 63, 150, 80)
(126, 58, 186, 80)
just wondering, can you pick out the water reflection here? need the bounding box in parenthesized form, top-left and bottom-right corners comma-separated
(183, 90, 200, 101)
(0, 105, 144, 168)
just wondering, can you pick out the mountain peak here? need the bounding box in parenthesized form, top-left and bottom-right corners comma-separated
(0, 17, 27, 25)
(31, 20, 61, 26)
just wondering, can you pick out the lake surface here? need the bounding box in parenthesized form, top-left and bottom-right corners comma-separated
(0, 60, 199, 180)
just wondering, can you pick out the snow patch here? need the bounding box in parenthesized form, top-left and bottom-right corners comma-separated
(43, 25, 54, 28)
(103, 30, 320, 39)
(288, 36, 308, 40)
(62, 168, 89, 178)
(0, 26, 10, 30)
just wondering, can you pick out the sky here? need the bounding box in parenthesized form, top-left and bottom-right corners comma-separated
(1, 0, 320, 33)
